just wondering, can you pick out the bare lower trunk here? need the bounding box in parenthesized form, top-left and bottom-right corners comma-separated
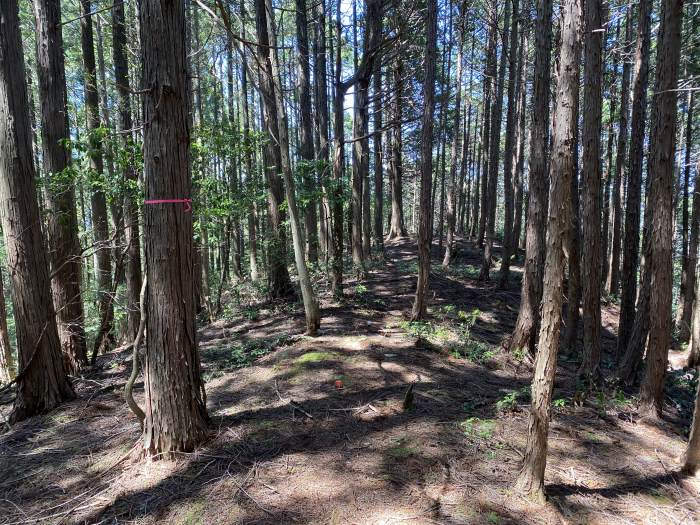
(683, 375, 700, 474)
(140, 0, 208, 457)
(578, 0, 604, 378)
(497, 0, 521, 287)
(506, 0, 553, 354)
(261, 0, 321, 334)
(387, 60, 406, 239)
(676, 91, 696, 342)
(1, 0, 75, 422)
(514, 0, 580, 500)
(639, 0, 683, 418)
(33, 0, 88, 374)
(617, 0, 652, 356)
(411, 0, 438, 321)
(112, 0, 142, 342)
(80, 0, 113, 354)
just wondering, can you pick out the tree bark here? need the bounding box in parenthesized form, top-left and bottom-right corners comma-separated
(112, 0, 142, 343)
(514, 0, 581, 499)
(608, 7, 632, 297)
(639, 0, 683, 418)
(33, 0, 88, 373)
(80, 0, 113, 353)
(505, 0, 553, 354)
(497, 0, 520, 286)
(261, 0, 321, 334)
(676, 91, 696, 342)
(683, 373, 700, 474)
(617, 0, 652, 356)
(387, 59, 407, 239)
(442, 0, 467, 268)
(579, 0, 604, 378)
(140, 0, 208, 457)
(411, 0, 438, 321)
(296, 0, 318, 265)
(254, 0, 294, 299)
(373, 61, 384, 255)
(1, 0, 75, 422)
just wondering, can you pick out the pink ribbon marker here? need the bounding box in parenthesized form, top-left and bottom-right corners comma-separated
(144, 198, 192, 212)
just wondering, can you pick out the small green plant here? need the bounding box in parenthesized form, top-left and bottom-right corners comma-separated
(512, 347, 526, 361)
(496, 387, 530, 412)
(460, 417, 495, 440)
(242, 305, 259, 320)
(553, 398, 568, 408)
(355, 283, 368, 295)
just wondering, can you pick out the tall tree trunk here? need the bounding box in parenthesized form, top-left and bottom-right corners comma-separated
(564, 95, 581, 354)
(498, 0, 520, 286)
(514, 0, 581, 499)
(296, 0, 318, 265)
(442, 0, 467, 267)
(373, 62, 384, 256)
(608, 7, 632, 297)
(113, 0, 142, 342)
(579, 0, 604, 378)
(512, 29, 529, 260)
(314, 0, 331, 265)
(505, 0, 553, 354)
(677, 91, 696, 342)
(477, 12, 496, 251)
(261, 0, 321, 334)
(617, 0, 652, 356)
(387, 59, 407, 239)
(33, 0, 88, 373)
(479, 0, 509, 282)
(470, 109, 482, 239)
(330, 8, 346, 297)
(683, 371, 700, 474)
(411, 0, 438, 321)
(80, 0, 113, 353)
(638, 0, 683, 418)
(1, 0, 75, 422)
(140, 0, 208, 457)
(239, 0, 259, 283)
(0, 265, 14, 383)
(254, 0, 294, 299)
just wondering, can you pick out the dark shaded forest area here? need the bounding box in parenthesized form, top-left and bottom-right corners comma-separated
(0, 0, 699, 523)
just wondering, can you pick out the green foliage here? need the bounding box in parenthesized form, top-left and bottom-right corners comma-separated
(202, 335, 293, 380)
(460, 417, 496, 440)
(398, 308, 493, 363)
(553, 398, 568, 408)
(495, 387, 530, 412)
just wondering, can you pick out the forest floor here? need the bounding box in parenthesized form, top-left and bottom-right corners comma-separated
(1, 238, 700, 525)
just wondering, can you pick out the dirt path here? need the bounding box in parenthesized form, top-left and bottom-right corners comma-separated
(1, 238, 698, 524)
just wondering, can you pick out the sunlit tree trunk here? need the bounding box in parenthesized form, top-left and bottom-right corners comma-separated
(387, 59, 407, 239)
(617, 0, 652, 356)
(33, 0, 88, 373)
(497, 0, 520, 286)
(676, 90, 696, 342)
(1, 0, 75, 422)
(140, 0, 209, 457)
(639, 0, 683, 418)
(261, 0, 321, 334)
(506, 0, 553, 354)
(80, 0, 113, 354)
(411, 0, 438, 321)
(578, 0, 604, 378)
(296, 0, 318, 265)
(607, 7, 632, 299)
(442, 0, 467, 268)
(514, 0, 580, 500)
